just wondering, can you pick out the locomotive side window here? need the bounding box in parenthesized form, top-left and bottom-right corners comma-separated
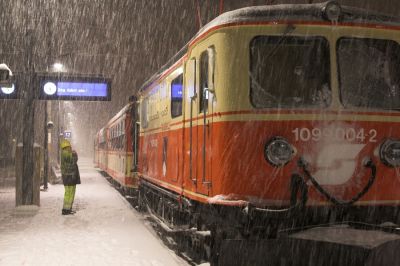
(115, 121, 124, 151)
(99, 129, 106, 150)
(171, 73, 183, 118)
(121, 126, 125, 150)
(110, 127, 114, 149)
(200, 50, 209, 113)
(249, 36, 330, 108)
(337, 38, 400, 110)
(108, 129, 112, 150)
(112, 126, 117, 150)
(141, 97, 149, 129)
(114, 127, 117, 149)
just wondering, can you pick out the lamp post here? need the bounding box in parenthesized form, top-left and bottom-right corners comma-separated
(43, 63, 65, 189)
(43, 119, 54, 190)
(43, 101, 49, 190)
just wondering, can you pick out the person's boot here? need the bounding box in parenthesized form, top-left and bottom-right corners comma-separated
(62, 209, 73, 215)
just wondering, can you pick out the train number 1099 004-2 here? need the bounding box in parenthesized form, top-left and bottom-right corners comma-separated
(292, 127, 377, 143)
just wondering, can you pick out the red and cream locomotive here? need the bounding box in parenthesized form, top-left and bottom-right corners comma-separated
(95, 1, 400, 265)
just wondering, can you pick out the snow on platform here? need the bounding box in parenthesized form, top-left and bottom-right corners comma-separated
(0, 158, 188, 266)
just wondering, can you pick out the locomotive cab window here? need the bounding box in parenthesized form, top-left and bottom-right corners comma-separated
(337, 38, 400, 110)
(171, 73, 183, 118)
(250, 36, 331, 108)
(199, 50, 209, 113)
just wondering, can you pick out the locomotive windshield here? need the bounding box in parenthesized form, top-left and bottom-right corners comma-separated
(249, 36, 331, 109)
(337, 38, 400, 110)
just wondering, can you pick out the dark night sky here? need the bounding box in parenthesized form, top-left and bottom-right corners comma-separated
(0, 0, 399, 158)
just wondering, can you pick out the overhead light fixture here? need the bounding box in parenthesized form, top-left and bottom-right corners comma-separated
(52, 62, 65, 72)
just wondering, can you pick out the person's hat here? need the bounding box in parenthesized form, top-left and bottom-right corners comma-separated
(60, 139, 71, 149)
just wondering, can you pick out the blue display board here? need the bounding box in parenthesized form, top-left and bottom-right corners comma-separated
(38, 74, 111, 101)
(57, 82, 108, 97)
(171, 83, 183, 99)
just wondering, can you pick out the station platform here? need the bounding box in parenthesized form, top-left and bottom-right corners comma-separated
(0, 158, 188, 266)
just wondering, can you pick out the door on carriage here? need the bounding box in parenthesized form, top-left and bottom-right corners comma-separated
(186, 46, 215, 196)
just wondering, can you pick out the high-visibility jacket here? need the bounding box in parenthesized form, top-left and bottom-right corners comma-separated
(61, 149, 80, 185)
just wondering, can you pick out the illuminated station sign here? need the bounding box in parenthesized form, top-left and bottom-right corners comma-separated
(38, 74, 111, 101)
(0, 83, 17, 99)
(64, 131, 72, 139)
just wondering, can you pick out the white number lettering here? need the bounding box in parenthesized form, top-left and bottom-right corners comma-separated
(369, 129, 377, 142)
(292, 127, 377, 143)
(345, 128, 356, 142)
(292, 128, 299, 141)
(312, 128, 322, 141)
(300, 128, 311, 141)
(335, 128, 345, 140)
(356, 128, 366, 142)
(322, 128, 333, 139)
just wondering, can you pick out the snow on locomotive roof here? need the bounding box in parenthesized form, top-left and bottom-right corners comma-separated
(139, 1, 400, 94)
(197, 1, 400, 36)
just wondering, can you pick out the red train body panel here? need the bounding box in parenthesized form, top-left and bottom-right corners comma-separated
(137, 113, 400, 205)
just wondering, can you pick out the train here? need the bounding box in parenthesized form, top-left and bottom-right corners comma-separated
(94, 102, 138, 194)
(94, 1, 400, 265)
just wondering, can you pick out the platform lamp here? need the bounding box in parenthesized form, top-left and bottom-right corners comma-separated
(43, 120, 54, 190)
(43, 62, 66, 189)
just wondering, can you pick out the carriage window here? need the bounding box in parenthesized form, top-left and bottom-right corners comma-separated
(141, 97, 149, 129)
(99, 140, 106, 149)
(171, 74, 183, 118)
(250, 36, 330, 108)
(337, 38, 400, 110)
(200, 51, 209, 113)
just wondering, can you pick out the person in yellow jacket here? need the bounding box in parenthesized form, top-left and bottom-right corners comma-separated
(60, 139, 81, 215)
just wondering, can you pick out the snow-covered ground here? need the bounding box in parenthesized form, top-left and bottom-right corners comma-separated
(0, 158, 188, 266)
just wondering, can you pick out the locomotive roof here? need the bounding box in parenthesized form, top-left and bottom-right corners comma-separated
(139, 1, 400, 94)
(198, 2, 400, 35)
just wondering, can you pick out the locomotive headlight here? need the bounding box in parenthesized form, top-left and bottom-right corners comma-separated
(380, 139, 400, 167)
(265, 137, 294, 167)
(322, 1, 341, 22)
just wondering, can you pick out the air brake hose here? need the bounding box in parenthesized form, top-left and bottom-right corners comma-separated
(246, 174, 308, 218)
(290, 174, 308, 208)
(298, 157, 377, 206)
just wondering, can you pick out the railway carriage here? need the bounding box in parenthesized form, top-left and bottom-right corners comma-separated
(97, 1, 400, 264)
(94, 127, 108, 169)
(94, 102, 139, 192)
